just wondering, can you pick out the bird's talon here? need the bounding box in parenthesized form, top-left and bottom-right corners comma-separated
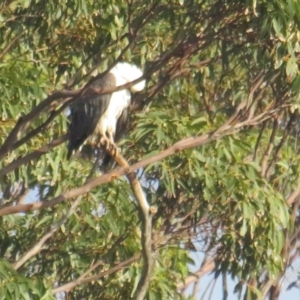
(66, 63, 145, 160)
(107, 143, 119, 156)
(100, 137, 107, 146)
(100, 136, 111, 150)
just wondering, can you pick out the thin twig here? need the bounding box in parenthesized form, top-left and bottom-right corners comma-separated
(53, 231, 132, 293)
(265, 113, 296, 179)
(52, 254, 141, 294)
(12, 157, 100, 270)
(0, 135, 68, 179)
(177, 258, 215, 290)
(0, 32, 23, 60)
(261, 118, 278, 177)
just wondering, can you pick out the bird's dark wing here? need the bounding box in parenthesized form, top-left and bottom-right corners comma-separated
(67, 73, 116, 159)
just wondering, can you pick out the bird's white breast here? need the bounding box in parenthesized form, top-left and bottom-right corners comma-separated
(90, 62, 145, 142)
(97, 89, 130, 138)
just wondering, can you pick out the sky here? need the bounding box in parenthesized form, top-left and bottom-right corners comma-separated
(24, 188, 300, 300)
(185, 251, 300, 300)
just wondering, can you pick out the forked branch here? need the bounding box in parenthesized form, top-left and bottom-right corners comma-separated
(110, 151, 155, 300)
(0, 106, 282, 217)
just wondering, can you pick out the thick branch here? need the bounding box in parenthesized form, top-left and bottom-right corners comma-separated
(111, 152, 155, 300)
(0, 108, 279, 217)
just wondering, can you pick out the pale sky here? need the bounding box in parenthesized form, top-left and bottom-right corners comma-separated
(185, 251, 300, 300)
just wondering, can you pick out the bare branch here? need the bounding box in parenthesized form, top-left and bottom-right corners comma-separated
(177, 258, 215, 290)
(110, 151, 155, 300)
(13, 192, 84, 271)
(52, 231, 132, 293)
(0, 107, 279, 217)
(52, 254, 141, 294)
(287, 189, 300, 205)
(0, 135, 68, 179)
(0, 78, 147, 160)
(261, 118, 278, 177)
(265, 112, 296, 179)
(12, 158, 100, 270)
(0, 32, 23, 60)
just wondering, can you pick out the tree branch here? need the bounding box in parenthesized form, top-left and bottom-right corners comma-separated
(177, 258, 215, 290)
(12, 158, 100, 270)
(0, 77, 147, 160)
(110, 151, 155, 300)
(52, 254, 141, 294)
(261, 118, 278, 177)
(0, 107, 280, 217)
(0, 32, 23, 60)
(265, 112, 296, 179)
(0, 135, 68, 179)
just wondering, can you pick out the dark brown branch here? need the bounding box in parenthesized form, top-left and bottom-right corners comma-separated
(0, 135, 67, 179)
(261, 118, 278, 177)
(253, 120, 267, 161)
(0, 32, 23, 60)
(12, 100, 71, 151)
(0, 90, 78, 160)
(0, 78, 145, 160)
(265, 112, 296, 179)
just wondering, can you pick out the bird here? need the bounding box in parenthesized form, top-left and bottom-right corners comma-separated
(67, 62, 145, 165)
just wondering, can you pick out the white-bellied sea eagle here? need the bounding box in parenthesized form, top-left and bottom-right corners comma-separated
(67, 62, 145, 165)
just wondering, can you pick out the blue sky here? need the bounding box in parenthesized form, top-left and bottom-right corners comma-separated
(185, 251, 300, 300)
(25, 189, 300, 299)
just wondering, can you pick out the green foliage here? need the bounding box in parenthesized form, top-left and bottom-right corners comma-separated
(0, 259, 53, 300)
(1, 0, 300, 299)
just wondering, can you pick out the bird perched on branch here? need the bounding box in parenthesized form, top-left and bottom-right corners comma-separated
(67, 62, 145, 166)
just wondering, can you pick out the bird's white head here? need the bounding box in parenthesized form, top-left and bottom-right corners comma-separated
(110, 62, 146, 92)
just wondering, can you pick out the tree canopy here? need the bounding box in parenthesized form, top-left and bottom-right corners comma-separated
(1, 0, 300, 299)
